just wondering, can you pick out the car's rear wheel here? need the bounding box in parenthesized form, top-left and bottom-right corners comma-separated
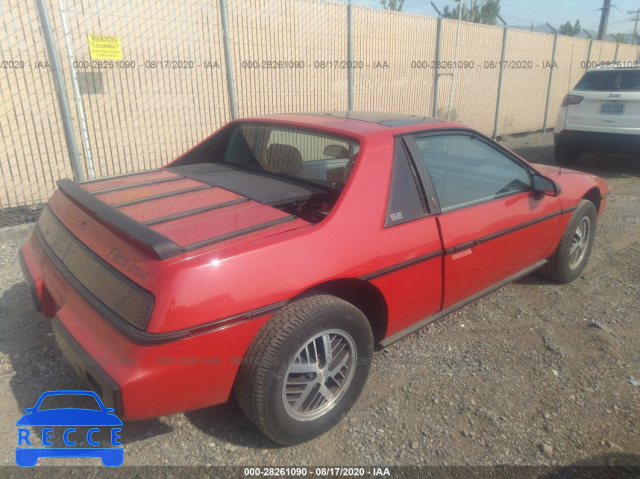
(235, 294, 374, 445)
(540, 200, 597, 283)
(554, 142, 580, 166)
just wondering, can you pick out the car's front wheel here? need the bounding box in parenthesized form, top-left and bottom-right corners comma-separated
(235, 294, 374, 445)
(540, 200, 597, 283)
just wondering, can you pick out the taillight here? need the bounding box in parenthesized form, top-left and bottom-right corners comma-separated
(561, 95, 584, 107)
(37, 207, 155, 330)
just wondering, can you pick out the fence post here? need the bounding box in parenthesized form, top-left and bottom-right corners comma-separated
(586, 39, 593, 70)
(492, 27, 508, 139)
(614, 42, 619, 62)
(35, 0, 85, 182)
(543, 33, 558, 133)
(347, 0, 354, 110)
(58, 0, 95, 179)
(432, 17, 442, 117)
(219, 0, 237, 119)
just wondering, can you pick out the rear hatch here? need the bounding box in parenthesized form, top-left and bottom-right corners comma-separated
(44, 165, 312, 289)
(565, 68, 640, 130)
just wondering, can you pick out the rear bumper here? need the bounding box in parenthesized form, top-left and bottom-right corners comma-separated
(554, 130, 640, 155)
(19, 233, 272, 420)
(51, 316, 123, 415)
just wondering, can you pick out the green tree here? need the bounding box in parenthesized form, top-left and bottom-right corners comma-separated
(443, 0, 501, 25)
(479, 0, 501, 25)
(380, 0, 405, 11)
(443, 3, 475, 22)
(612, 33, 628, 43)
(559, 20, 581, 36)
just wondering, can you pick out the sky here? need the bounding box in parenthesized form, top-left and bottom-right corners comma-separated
(347, 0, 640, 35)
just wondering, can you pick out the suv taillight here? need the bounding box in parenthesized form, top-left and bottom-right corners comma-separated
(561, 95, 584, 107)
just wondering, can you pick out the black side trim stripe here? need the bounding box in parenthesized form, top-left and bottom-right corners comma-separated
(361, 249, 443, 281)
(362, 206, 577, 281)
(57, 179, 182, 260)
(444, 207, 576, 255)
(378, 259, 547, 349)
(181, 215, 298, 252)
(187, 300, 289, 338)
(78, 169, 160, 185)
(112, 185, 211, 208)
(143, 198, 250, 227)
(93, 175, 184, 194)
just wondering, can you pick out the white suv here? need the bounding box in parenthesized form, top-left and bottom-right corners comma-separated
(554, 62, 640, 165)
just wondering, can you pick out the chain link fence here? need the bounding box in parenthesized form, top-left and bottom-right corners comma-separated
(2, 0, 640, 224)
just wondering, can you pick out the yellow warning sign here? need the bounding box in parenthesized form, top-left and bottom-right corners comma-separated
(88, 34, 122, 60)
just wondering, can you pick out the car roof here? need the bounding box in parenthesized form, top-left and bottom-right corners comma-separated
(244, 111, 466, 136)
(586, 61, 640, 72)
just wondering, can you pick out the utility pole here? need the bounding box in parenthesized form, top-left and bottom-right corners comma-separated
(629, 9, 640, 45)
(597, 0, 611, 40)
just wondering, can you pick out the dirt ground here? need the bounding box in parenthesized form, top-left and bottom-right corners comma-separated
(0, 132, 638, 471)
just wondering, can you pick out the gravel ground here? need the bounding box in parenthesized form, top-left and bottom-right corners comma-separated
(0, 131, 639, 470)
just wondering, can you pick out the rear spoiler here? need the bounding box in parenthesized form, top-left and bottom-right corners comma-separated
(56, 178, 298, 260)
(56, 179, 183, 260)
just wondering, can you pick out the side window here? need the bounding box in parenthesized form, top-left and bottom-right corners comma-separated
(386, 140, 427, 226)
(412, 134, 531, 212)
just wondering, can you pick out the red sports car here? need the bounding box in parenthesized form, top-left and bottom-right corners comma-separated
(20, 112, 608, 445)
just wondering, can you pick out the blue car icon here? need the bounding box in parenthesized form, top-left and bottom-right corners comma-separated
(15, 390, 123, 467)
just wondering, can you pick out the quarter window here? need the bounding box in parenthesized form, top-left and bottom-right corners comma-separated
(386, 140, 427, 226)
(412, 134, 531, 212)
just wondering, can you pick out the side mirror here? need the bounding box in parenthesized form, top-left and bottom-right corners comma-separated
(532, 174, 560, 197)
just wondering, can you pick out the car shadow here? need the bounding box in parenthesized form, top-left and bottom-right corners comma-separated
(514, 273, 558, 287)
(540, 452, 640, 478)
(0, 282, 172, 446)
(508, 142, 640, 180)
(184, 398, 280, 449)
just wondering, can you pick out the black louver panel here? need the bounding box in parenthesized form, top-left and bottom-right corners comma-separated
(166, 163, 324, 206)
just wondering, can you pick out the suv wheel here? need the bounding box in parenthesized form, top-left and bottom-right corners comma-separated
(235, 294, 374, 445)
(554, 142, 580, 166)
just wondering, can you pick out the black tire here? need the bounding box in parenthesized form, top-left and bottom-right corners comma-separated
(554, 142, 580, 166)
(540, 200, 597, 283)
(235, 294, 374, 445)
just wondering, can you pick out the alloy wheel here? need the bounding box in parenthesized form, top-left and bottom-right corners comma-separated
(569, 216, 591, 269)
(282, 329, 356, 421)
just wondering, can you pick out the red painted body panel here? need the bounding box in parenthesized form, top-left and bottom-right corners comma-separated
(119, 187, 244, 223)
(437, 191, 561, 307)
(149, 201, 298, 248)
(95, 177, 202, 205)
(21, 235, 269, 419)
(19, 113, 608, 421)
(81, 170, 177, 193)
